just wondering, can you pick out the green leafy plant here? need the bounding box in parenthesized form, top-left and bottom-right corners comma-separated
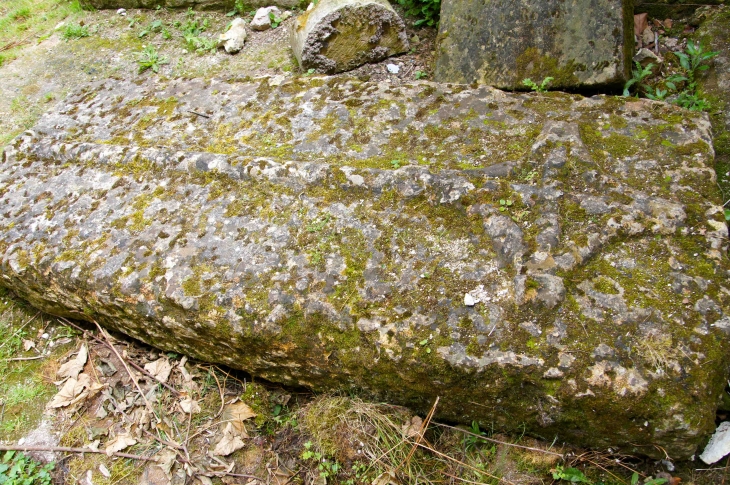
(301, 441, 342, 479)
(269, 11, 282, 28)
(414, 70, 428, 80)
(462, 421, 487, 452)
(62, 23, 89, 40)
(498, 199, 513, 212)
(676, 39, 719, 82)
(552, 465, 592, 483)
(138, 19, 163, 38)
(0, 451, 54, 485)
(630, 472, 668, 485)
(395, 0, 440, 26)
(137, 45, 168, 73)
(522, 76, 553, 93)
(390, 159, 401, 169)
(623, 62, 654, 97)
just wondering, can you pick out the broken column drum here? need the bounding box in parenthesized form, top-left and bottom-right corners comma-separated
(1, 76, 730, 459)
(290, 0, 409, 73)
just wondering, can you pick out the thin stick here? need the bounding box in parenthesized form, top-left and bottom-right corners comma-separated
(434, 423, 564, 457)
(403, 396, 439, 466)
(0, 445, 156, 461)
(60, 318, 180, 397)
(199, 365, 225, 418)
(2, 355, 44, 362)
(92, 321, 156, 417)
(188, 110, 210, 118)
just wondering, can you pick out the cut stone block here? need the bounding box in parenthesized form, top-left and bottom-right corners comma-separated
(1, 76, 730, 459)
(290, 0, 408, 73)
(434, 0, 634, 90)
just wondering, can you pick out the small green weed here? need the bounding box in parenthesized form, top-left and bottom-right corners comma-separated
(522, 76, 553, 93)
(390, 159, 402, 169)
(62, 23, 89, 40)
(138, 19, 163, 38)
(498, 198, 513, 212)
(137, 45, 168, 73)
(622, 62, 654, 97)
(552, 465, 592, 483)
(395, 0, 440, 26)
(302, 441, 342, 479)
(462, 421, 487, 452)
(0, 451, 54, 485)
(269, 11, 282, 28)
(414, 70, 428, 80)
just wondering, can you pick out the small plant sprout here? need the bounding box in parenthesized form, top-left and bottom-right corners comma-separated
(522, 76, 553, 93)
(390, 159, 402, 169)
(269, 11, 282, 28)
(498, 199, 513, 211)
(623, 61, 654, 97)
(62, 23, 90, 40)
(137, 45, 168, 73)
(415, 70, 428, 80)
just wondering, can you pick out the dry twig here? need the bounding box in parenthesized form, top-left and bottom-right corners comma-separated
(0, 445, 156, 461)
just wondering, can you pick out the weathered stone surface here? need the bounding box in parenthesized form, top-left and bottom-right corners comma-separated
(290, 0, 408, 73)
(1, 76, 729, 458)
(434, 0, 634, 90)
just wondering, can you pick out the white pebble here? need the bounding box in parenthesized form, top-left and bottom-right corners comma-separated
(464, 293, 476, 307)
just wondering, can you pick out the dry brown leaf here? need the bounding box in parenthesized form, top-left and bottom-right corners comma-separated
(144, 358, 173, 383)
(22, 339, 35, 351)
(99, 464, 111, 478)
(221, 401, 256, 435)
(372, 470, 399, 485)
(212, 423, 245, 456)
(56, 343, 88, 380)
(155, 448, 178, 479)
(105, 433, 137, 456)
(197, 477, 214, 485)
(634, 12, 648, 37)
(402, 416, 423, 438)
(47, 373, 91, 408)
(179, 396, 201, 414)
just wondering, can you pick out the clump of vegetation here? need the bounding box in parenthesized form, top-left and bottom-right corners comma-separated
(61, 22, 89, 40)
(395, 0, 440, 26)
(522, 76, 554, 93)
(0, 451, 54, 485)
(136, 45, 168, 73)
(623, 39, 718, 111)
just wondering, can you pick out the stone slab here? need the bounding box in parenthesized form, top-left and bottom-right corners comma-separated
(1, 76, 729, 458)
(434, 0, 634, 90)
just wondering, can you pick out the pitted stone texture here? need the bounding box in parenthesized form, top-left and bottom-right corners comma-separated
(434, 0, 633, 90)
(290, 0, 408, 73)
(1, 76, 729, 459)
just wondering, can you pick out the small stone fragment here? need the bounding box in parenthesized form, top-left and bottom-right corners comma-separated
(700, 421, 730, 464)
(218, 18, 247, 54)
(290, 0, 409, 74)
(464, 293, 476, 307)
(633, 47, 662, 69)
(117, 8, 126, 16)
(251, 6, 281, 31)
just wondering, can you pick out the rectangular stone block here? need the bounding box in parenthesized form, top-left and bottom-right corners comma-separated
(434, 0, 634, 90)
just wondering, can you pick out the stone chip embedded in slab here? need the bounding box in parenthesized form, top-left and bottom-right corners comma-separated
(1, 76, 730, 459)
(434, 0, 634, 89)
(290, 0, 409, 73)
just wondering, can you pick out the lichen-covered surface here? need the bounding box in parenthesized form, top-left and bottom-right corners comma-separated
(1, 76, 729, 458)
(434, 0, 633, 90)
(290, 0, 409, 74)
